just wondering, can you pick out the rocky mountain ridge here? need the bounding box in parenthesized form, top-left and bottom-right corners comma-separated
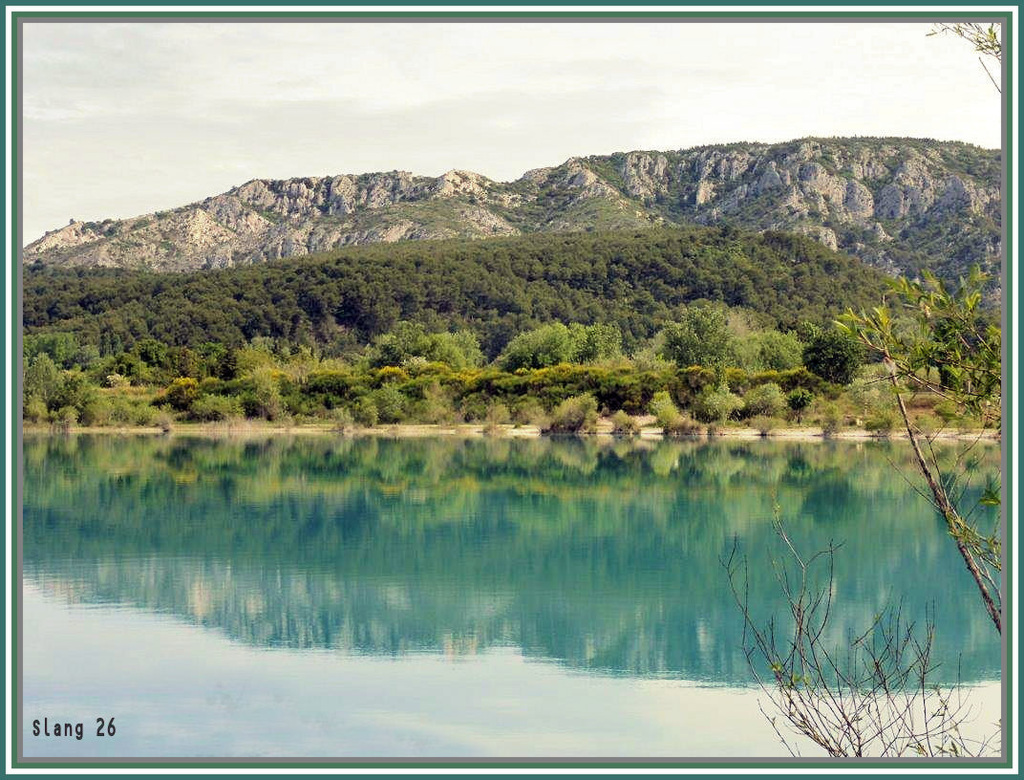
(25, 137, 1001, 286)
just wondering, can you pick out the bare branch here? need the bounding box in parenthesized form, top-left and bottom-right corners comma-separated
(724, 512, 999, 757)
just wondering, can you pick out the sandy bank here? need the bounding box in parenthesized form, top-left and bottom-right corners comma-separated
(23, 420, 1001, 443)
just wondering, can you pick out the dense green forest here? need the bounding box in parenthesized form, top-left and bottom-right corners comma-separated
(24, 227, 889, 357)
(25, 225, 989, 434)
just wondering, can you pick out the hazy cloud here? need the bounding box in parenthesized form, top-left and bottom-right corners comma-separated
(20, 19, 1002, 241)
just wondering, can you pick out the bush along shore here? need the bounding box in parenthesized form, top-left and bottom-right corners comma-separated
(23, 316, 998, 441)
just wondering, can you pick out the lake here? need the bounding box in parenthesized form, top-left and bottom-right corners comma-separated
(20, 434, 1003, 760)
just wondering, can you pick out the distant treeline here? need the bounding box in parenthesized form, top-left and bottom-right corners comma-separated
(24, 226, 889, 358)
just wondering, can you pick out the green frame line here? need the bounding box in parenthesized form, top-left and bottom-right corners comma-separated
(1003, 11, 1014, 770)
(6, 6, 1016, 772)
(6, 10, 1016, 17)
(8, 8, 16, 776)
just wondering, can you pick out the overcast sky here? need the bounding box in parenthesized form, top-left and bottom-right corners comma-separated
(21, 18, 1003, 242)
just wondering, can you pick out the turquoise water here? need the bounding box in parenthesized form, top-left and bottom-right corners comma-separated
(21, 434, 1002, 758)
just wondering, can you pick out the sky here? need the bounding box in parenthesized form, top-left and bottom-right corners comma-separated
(20, 17, 1004, 243)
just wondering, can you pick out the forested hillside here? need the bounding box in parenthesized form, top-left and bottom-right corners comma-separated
(24, 226, 889, 357)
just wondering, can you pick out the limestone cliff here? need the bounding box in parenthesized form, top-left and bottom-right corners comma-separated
(24, 137, 1001, 288)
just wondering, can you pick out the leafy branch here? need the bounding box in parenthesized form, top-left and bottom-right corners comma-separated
(838, 266, 1002, 633)
(929, 22, 1002, 93)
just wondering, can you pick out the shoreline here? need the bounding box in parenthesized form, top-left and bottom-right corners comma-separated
(22, 420, 1002, 443)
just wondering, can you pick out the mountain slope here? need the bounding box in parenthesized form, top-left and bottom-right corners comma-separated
(24, 137, 1001, 286)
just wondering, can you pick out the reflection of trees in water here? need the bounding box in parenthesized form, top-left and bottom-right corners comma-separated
(24, 435, 1000, 683)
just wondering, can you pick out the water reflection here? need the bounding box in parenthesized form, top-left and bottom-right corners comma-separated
(24, 434, 1001, 684)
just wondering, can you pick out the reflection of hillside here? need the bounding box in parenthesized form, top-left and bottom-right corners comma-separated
(31, 558, 519, 655)
(24, 435, 1001, 683)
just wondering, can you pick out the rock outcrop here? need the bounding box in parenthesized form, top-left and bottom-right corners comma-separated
(24, 137, 1001, 288)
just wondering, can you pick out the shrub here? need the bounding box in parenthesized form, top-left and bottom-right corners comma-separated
(131, 403, 157, 426)
(165, 377, 200, 411)
(544, 394, 599, 434)
(50, 369, 98, 416)
(662, 415, 703, 436)
(375, 366, 410, 386)
(499, 323, 620, 371)
(814, 400, 843, 437)
(248, 366, 284, 420)
(630, 345, 671, 373)
(367, 322, 483, 370)
(483, 402, 511, 435)
(23, 397, 48, 423)
(485, 401, 511, 425)
(401, 356, 430, 375)
(925, 399, 975, 432)
(353, 397, 379, 427)
(458, 396, 489, 423)
(864, 408, 897, 436)
(774, 367, 825, 394)
(329, 407, 355, 433)
(499, 323, 576, 371)
(723, 367, 755, 396)
(750, 415, 778, 437)
(914, 415, 937, 437)
(188, 394, 244, 422)
(933, 400, 960, 423)
(733, 330, 804, 372)
(414, 381, 458, 424)
(305, 370, 356, 408)
(648, 389, 702, 434)
(678, 366, 719, 396)
(741, 383, 786, 419)
(512, 398, 548, 428)
(649, 390, 679, 426)
(371, 386, 405, 423)
(692, 384, 743, 423)
(154, 411, 174, 434)
(104, 373, 131, 389)
(199, 376, 223, 394)
(786, 387, 814, 422)
(78, 397, 110, 426)
(108, 398, 133, 425)
(610, 409, 640, 435)
(50, 405, 78, 433)
(234, 340, 277, 376)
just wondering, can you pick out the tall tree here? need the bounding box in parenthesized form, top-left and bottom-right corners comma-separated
(659, 306, 733, 370)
